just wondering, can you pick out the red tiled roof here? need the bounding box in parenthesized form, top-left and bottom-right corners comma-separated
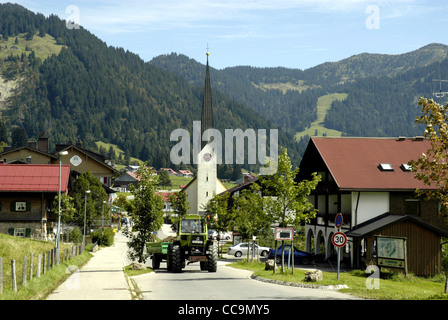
(0, 164, 70, 192)
(308, 137, 437, 191)
(156, 192, 174, 202)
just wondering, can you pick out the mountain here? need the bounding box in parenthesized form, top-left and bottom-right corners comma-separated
(1, 3, 447, 173)
(0, 3, 302, 172)
(151, 43, 448, 139)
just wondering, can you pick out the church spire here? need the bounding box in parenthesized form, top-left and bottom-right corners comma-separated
(200, 51, 213, 150)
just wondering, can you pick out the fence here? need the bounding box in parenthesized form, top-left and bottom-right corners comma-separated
(0, 244, 85, 294)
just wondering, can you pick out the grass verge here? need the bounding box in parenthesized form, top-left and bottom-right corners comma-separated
(229, 260, 448, 300)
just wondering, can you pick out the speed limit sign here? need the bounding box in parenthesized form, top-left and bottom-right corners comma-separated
(332, 232, 347, 247)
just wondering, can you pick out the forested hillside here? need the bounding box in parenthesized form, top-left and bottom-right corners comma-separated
(1, 3, 447, 173)
(152, 44, 448, 140)
(0, 3, 302, 171)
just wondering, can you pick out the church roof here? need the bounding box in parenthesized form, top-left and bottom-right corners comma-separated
(200, 53, 214, 150)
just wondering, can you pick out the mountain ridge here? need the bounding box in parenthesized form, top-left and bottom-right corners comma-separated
(0, 3, 447, 170)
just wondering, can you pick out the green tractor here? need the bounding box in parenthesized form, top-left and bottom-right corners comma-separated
(148, 214, 218, 273)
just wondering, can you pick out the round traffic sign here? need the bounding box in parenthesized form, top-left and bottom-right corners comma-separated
(335, 213, 343, 228)
(332, 232, 347, 247)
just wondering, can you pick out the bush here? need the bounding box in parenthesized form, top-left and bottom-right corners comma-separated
(91, 228, 115, 246)
(69, 226, 83, 244)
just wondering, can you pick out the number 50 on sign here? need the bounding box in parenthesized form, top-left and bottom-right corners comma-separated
(332, 232, 347, 247)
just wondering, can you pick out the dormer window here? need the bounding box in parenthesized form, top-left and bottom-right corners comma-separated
(379, 163, 394, 171)
(401, 163, 412, 172)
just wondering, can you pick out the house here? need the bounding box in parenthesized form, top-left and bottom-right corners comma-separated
(160, 168, 178, 176)
(156, 191, 175, 222)
(54, 141, 118, 191)
(113, 171, 140, 192)
(177, 170, 194, 177)
(126, 165, 140, 172)
(235, 172, 256, 185)
(1, 137, 118, 192)
(0, 135, 55, 164)
(0, 163, 70, 240)
(296, 136, 448, 276)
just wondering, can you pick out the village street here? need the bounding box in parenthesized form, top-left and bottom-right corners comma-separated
(131, 259, 360, 300)
(45, 225, 360, 301)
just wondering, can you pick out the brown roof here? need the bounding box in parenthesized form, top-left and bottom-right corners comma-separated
(304, 137, 437, 191)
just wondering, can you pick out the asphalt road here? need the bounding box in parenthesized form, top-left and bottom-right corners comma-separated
(131, 259, 360, 300)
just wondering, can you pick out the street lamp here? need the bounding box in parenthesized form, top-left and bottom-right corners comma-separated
(83, 190, 91, 246)
(55, 150, 68, 251)
(102, 200, 106, 236)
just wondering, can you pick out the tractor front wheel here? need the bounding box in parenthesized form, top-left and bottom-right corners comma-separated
(207, 243, 218, 272)
(171, 245, 183, 273)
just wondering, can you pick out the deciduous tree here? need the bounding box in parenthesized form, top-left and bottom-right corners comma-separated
(409, 97, 448, 215)
(126, 165, 164, 263)
(259, 148, 320, 271)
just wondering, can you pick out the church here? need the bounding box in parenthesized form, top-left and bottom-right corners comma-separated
(183, 52, 227, 215)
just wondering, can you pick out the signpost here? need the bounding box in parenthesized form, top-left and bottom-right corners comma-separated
(332, 214, 346, 280)
(273, 227, 294, 275)
(375, 236, 407, 276)
(332, 232, 347, 248)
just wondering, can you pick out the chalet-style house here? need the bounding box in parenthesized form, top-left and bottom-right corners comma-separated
(0, 138, 119, 238)
(1, 138, 118, 193)
(0, 163, 70, 240)
(177, 170, 194, 177)
(113, 171, 140, 192)
(297, 136, 448, 276)
(54, 142, 118, 190)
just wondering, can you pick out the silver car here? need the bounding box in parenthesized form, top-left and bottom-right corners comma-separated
(228, 242, 270, 257)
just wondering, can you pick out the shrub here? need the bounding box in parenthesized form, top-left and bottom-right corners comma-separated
(69, 226, 83, 244)
(91, 228, 115, 246)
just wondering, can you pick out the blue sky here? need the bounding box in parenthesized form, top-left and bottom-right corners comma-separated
(2, 0, 448, 69)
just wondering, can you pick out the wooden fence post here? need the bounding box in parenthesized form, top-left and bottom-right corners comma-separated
(22, 256, 27, 287)
(46, 250, 50, 272)
(43, 252, 46, 275)
(0, 257, 3, 294)
(30, 253, 33, 281)
(37, 254, 42, 278)
(11, 260, 17, 292)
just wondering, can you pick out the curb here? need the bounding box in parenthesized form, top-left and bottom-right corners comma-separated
(250, 274, 349, 290)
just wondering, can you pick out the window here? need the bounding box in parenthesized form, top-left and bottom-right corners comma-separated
(379, 163, 394, 171)
(181, 219, 204, 233)
(15, 202, 27, 211)
(405, 199, 420, 216)
(401, 163, 412, 172)
(14, 228, 26, 237)
(10, 201, 31, 212)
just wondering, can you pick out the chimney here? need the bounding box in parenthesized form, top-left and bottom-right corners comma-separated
(38, 133, 49, 153)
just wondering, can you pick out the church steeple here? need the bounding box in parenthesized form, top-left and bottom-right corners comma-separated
(200, 52, 213, 150)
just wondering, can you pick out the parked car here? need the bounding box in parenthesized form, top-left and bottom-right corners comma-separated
(228, 242, 270, 257)
(208, 229, 231, 240)
(268, 244, 313, 265)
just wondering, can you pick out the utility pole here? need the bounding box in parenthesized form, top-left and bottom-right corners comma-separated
(432, 78, 448, 104)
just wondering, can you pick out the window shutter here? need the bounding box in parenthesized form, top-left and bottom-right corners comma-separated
(25, 228, 31, 237)
(26, 202, 31, 211)
(8, 228, 14, 235)
(10, 201, 15, 212)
